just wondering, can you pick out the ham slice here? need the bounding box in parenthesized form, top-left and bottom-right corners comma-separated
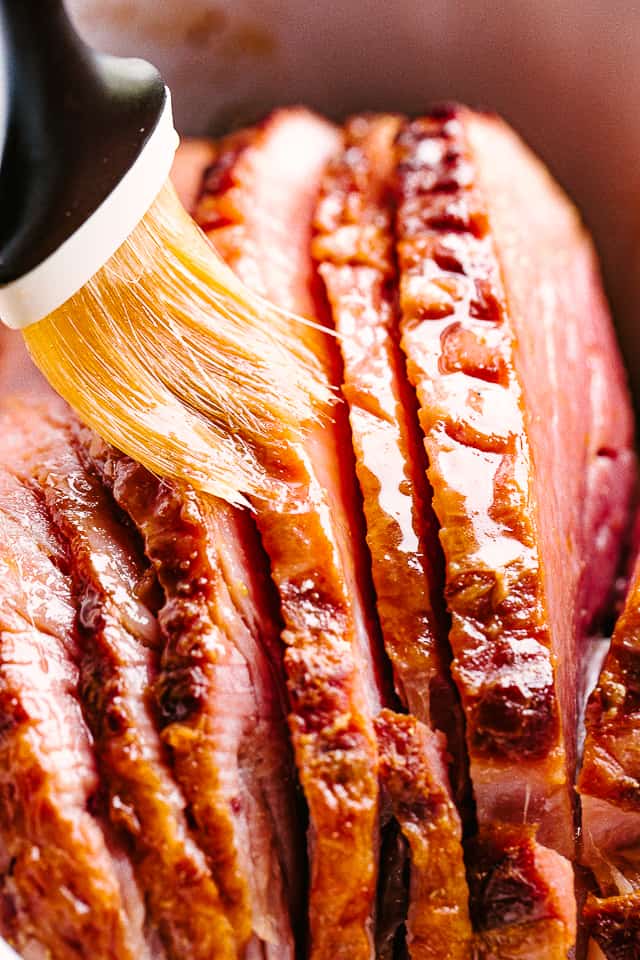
(375, 710, 472, 959)
(194, 108, 386, 959)
(394, 105, 635, 858)
(579, 553, 640, 953)
(0, 401, 148, 960)
(311, 113, 467, 806)
(583, 891, 640, 959)
(469, 825, 576, 958)
(17, 403, 236, 960)
(76, 429, 302, 959)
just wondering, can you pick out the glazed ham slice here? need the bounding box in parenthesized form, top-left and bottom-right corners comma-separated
(394, 105, 635, 857)
(194, 109, 386, 959)
(76, 430, 302, 960)
(0, 402, 148, 960)
(469, 825, 577, 959)
(375, 710, 472, 960)
(579, 553, 640, 956)
(15, 404, 236, 960)
(311, 114, 467, 805)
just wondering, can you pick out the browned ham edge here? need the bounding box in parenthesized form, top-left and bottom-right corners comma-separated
(394, 105, 635, 860)
(194, 108, 385, 960)
(76, 428, 302, 960)
(469, 825, 576, 959)
(311, 113, 468, 809)
(579, 554, 640, 952)
(0, 401, 148, 960)
(375, 710, 472, 960)
(583, 892, 640, 959)
(20, 406, 237, 960)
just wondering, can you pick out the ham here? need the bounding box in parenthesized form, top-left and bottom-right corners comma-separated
(0, 401, 148, 960)
(76, 430, 302, 959)
(583, 892, 640, 959)
(393, 105, 635, 859)
(194, 109, 386, 959)
(16, 403, 236, 960)
(579, 552, 640, 954)
(311, 113, 467, 807)
(375, 710, 472, 959)
(469, 825, 576, 958)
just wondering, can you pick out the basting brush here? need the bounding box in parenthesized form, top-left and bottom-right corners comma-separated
(0, 0, 332, 507)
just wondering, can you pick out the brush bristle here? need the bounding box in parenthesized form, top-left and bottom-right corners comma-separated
(23, 181, 334, 506)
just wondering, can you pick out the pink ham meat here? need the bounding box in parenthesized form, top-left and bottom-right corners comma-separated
(0, 400, 149, 960)
(393, 105, 635, 858)
(312, 113, 467, 806)
(375, 710, 472, 960)
(76, 428, 302, 960)
(15, 402, 237, 960)
(469, 825, 577, 959)
(194, 109, 386, 960)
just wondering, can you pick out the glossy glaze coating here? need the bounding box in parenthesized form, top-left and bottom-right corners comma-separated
(194, 109, 385, 960)
(0, 401, 151, 960)
(312, 113, 468, 810)
(77, 429, 301, 959)
(375, 710, 472, 959)
(23, 407, 235, 960)
(395, 105, 635, 856)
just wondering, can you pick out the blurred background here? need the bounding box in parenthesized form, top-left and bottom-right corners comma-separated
(68, 0, 640, 401)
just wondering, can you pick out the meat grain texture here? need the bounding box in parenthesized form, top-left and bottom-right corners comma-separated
(0, 103, 635, 960)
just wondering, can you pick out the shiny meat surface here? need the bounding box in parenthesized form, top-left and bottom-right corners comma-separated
(194, 108, 385, 960)
(0, 402, 147, 960)
(394, 105, 634, 856)
(375, 710, 472, 960)
(580, 551, 640, 944)
(20, 406, 236, 960)
(312, 113, 467, 808)
(76, 429, 302, 959)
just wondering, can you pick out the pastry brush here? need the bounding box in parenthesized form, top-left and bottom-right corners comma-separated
(0, 0, 332, 507)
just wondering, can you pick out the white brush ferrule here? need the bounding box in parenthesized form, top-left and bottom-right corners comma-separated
(0, 91, 179, 330)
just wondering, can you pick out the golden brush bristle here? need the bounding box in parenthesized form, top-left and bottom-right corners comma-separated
(23, 181, 333, 507)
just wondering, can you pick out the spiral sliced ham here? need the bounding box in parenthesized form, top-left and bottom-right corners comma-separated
(75, 430, 302, 960)
(311, 113, 468, 808)
(0, 401, 153, 960)
(15, 403, 237, 960)
(194, 108, 386, 960)
(394, 105, 635, 859)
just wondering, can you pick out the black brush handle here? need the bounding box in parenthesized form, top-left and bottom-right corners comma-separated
(0, 0, 167, 283)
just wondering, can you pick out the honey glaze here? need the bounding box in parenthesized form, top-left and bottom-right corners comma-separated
(395, 108, 572, 856)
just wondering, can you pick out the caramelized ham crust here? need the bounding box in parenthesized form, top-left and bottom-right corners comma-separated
(76, 430, 302, 960)
(584, 892, 640, 959)
(375, 710, 472, 960)
(0, 403, 146, 960)
(469, 825, 576, 959)
(194, 109, 385, 959)
(17, 405, 236, 960)
(579, 553, 640, 947)
(394, 105, 635, 857)
(312, 114, 467, 805)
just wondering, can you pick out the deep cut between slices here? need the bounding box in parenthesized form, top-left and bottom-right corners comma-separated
(375, 710, 472, 959)
(194, 108, 386, 960)
(76, 429, 302, 960)
(0, 401, 152, 960)
(394, 106, 635, 858)
(18, 404, 236, 960)
(579, 552, 640, 957)
(312, 113, 467, 809)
